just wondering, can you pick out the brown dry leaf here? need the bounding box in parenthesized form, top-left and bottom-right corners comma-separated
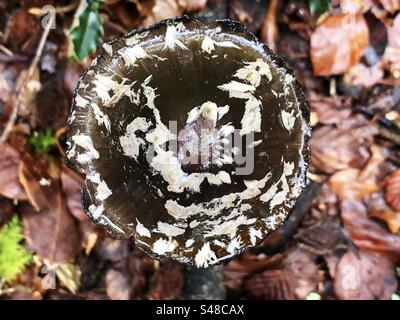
(0, 143, 27, 200)
(385, 169, 400, 211)
(379, 0, 400, 14)
(79, 220, 101, 255)
(309, 93, 352, 125)
(61, 164, 87, 221)
(19, 153, 60, 211)
(311, 13, 369, 76)
(294, 218, 350, 255)
(3, 9, 41, 52)
(328, 145, 385, 200)
(311, 115, 377, 173)
(142, 0, 183, 26)
(367, 191, 400, 234)
(0, 197, 14, 227)
(21, 201, 80, 263)
(243, 269, 297, 300)
(383, 13, 400, 77)
(148, 262, 184, 300)
(178, 0, 207, 12)
(341, 199, 400, 263)
(105, 251, 154, 300)
(334, 250, 397, 300)
(224, 252, 283, 291)
(107, 0, 155, 30)
(344, 62, 384, 87)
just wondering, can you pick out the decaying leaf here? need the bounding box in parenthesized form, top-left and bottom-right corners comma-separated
(311, 115, 378, 173)
(21, 201, 80, 263)
(334, 250, 397, 300)
(385, 169, 400, 211)
(328, 145, 386, 200)
(311, 13, 369, 76)
(341, 199, 400, 263)
(383, 13, 400, 77)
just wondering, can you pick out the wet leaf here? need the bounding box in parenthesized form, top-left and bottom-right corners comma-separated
(334, 250, 397, 300)
(21, 201, 80, 263)
(311, 13, 369, 76)
(341, 199, 400, 263)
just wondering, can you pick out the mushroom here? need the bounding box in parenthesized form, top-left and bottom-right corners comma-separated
(66, 16, 310, 267)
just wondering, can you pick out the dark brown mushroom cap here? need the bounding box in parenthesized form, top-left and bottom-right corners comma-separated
(66, 16, 310, 267)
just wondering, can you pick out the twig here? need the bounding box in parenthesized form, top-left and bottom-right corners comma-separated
(0, 14, 55, 144)
(260, 0, 280, 51)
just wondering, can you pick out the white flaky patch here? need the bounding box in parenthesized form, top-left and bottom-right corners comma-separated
(92, 74, 138, 107)
(154, 221, 185, 237)
(118, 45, 148, 67)
(195, 242, 217, 268)
(87, 172, 112, 201)
(75, 95, 89, 108)
(164, 24, 187, 50)
(185, 239, 195, 248)
(72, 135, 99, 163)
(120, 117, 152, 160)
(136, 219, 151, 238)
(102, 43, 113, 56)
(204, 215, 256, 238)
(164, 172, 272, 220)
(201, 36, 240, 54)
(92, 103, 111, 132)
(261, 161, 295, 209)
(234, 59, 272, 87)
(153, 238, 176, 255)
(88, 204, 104, 220)
(186, 101, 219, 126)
(240, 96, 262, 136)
(249, 227, 263, 246)
(281, 109, 296, 131)
(226, 237, 242, 254)
(218, 81, 255, 98)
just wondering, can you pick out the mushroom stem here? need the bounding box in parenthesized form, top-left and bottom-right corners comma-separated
(185, 265, 225, 300)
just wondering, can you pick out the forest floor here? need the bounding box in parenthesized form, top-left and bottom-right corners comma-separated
(0, 0, 399, 300)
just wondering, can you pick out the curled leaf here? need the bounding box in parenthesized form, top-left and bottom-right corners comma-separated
(311, 13, 369, 76)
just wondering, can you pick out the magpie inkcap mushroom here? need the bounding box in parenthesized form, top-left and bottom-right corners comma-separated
(66, 16, 310, 267)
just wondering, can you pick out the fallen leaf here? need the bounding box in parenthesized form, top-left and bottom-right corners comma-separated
(334, 250, 397, 300)
(311, 115, 378, 173)
(379, 0, 400, 14)
(148, 262, 184, 300)
(344, 62, 384, 88)
(0, 144, 27, 200)
(21, 201, 81, 263)
(142, 0, 183, 26)
(341, 199, 400, 263)
(0, 197, 14, 227)
(385, 169, 400, 211)
(309, 93, 352, 125)
(383, 13, 400, 77)
(311, 13, 369, 76)
(328, 145, 386, 200)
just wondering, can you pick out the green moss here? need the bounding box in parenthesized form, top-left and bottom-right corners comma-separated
(28, 128, 58, 154)
(0, 216, 32, 283)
